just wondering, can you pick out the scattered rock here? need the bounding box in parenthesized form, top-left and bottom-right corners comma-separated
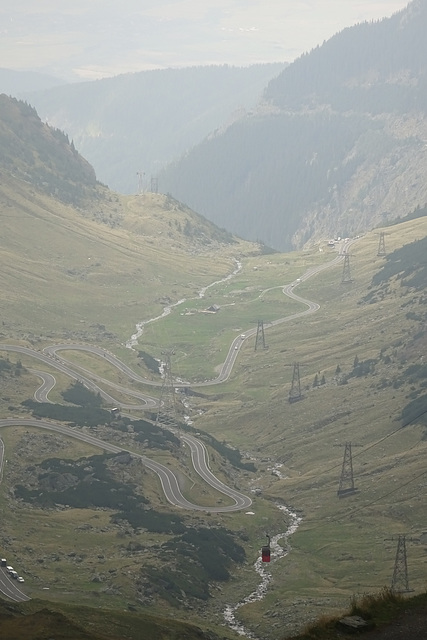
(338, 615, 375, 632)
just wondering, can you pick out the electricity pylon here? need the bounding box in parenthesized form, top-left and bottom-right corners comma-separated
(337, 442, 358, 496)
(255, 320, 267, 351)
(137, 170, 145, 194)
(288, 362, 302, 403)
(391, 535, 411, 593)
(155, 350, 180, 430)
(377, 231, 386, 256)
(341, 254, 353, 283)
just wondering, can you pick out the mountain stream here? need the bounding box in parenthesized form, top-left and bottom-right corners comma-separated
(123, 255, 339, 636)
(223, 505, 302, 638)
(126, 259, 241, 349)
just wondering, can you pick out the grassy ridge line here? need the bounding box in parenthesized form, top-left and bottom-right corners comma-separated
(0, 177, 254, 340)
(0, 597, 224, 640)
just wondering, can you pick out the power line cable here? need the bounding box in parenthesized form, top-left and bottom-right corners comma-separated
(306, 467, 427, 530)
(284, 405, 427, 491)
(293, 407, 427, 529)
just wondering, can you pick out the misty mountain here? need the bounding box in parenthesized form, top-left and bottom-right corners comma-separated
(160, 0, 427, 251)
(23, 63, 286, 195)
(0, 68, 65, 96)
(0, 94, 96, 206)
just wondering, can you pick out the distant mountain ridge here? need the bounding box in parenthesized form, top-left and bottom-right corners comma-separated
(22, 63, 286, 194)
(0, 68, 65, 95)
(265, 0, 427, 112)
(159, 0, 427, 250)
(8, 3, 427, 252)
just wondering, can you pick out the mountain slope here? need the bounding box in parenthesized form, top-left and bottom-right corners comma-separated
(265, 1, 427, 112)
(1, 209, 426, 639)
(0, 598, 221, 640)
(0, 95, 256, 343)
(0, 94, 96, 205)
(160, 0, 427, 251)
(23, 63, 286, 194)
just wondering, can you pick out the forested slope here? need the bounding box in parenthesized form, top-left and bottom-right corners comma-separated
(160, 0, 427, 251)
(23, 63, 286, 194)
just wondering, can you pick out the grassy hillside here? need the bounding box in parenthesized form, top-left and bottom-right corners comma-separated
(0, 598, 222, 640)
(0, 168, 254, 346)
(187, 216, 427, 637)
(1, 95, 427, 639)
(0, 95, 255, 346)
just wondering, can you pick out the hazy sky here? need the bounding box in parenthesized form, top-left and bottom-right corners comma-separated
(1, 1, 410, 80)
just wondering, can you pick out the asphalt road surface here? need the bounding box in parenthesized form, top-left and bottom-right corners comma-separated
(0, 567, 30, 603)
(0, 418, 251, 513)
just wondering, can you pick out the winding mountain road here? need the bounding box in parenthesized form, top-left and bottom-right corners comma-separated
(0, 243, 351, 521)
(0, 418, 250, 513)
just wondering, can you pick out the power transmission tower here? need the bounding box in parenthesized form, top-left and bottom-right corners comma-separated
(333, 184, 342, 217)
(341, 254, 353, 283)
(391, 535, 411, 593)
(255, 320, 267, 351)
(337, 442, 358, 497)
(377, 231, 386, 256)
(155, 350, 180, 430)
(150, 176, 158, 193)
(288, 362, 302, 403)
(137, 170, 145, 194)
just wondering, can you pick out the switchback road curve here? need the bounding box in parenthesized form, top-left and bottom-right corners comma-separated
(0, 417, 251, 513)
(38, 246, 348, 388)
(0, 243, 351, 517)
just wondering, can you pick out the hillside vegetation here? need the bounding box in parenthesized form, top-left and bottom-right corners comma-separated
(0, 598, 221, 640)
(0, 95, 96, 205)
(1, 208, 426, 639)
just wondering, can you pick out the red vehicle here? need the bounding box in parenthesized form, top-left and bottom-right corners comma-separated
(261, 534, 271, 563)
